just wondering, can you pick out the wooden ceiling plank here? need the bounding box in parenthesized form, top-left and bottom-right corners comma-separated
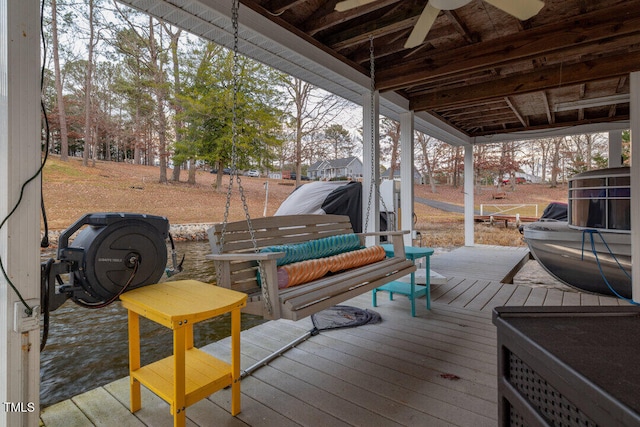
(324, 3, 425, 49)
(410, 50, 640, 111)
(267, 0, 308, 15)
(403, 33, 640, 97)
(376, 2, 640, 91)
(471, 114, 630, 137)
(350, 32, 411, 64)
(443, 105, 511, 119)
(304, 0, 401, 36)
(443, 10, 478, 44)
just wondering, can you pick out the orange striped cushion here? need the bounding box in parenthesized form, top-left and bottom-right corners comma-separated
(276, 245, 386, 289)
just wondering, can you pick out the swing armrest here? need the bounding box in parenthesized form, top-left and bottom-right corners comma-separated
(356, 230, 410, 259)
(357, 230, 409, 238)
(207, 251, 283, 319)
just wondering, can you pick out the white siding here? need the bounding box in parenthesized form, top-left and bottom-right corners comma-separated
(0, 0, 41, 425)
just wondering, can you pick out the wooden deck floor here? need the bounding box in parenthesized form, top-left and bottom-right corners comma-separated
(40, 246, 629, 427)
(429, 245, 531, 284)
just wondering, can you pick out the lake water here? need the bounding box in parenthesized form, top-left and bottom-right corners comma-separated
(40, 240, 265, 408)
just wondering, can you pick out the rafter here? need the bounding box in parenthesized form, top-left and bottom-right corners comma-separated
(304, 0, 402, 36)
(409, 51, 640, 111)
(323, 2, 425, 50)
(376, 3, 640, 91)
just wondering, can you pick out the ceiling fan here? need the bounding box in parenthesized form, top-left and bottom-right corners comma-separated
(335, 0, 545, 49)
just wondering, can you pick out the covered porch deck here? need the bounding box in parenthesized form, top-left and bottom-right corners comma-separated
(40, 246, 628, 426)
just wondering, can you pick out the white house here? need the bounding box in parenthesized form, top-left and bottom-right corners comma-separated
(308, 157, 363, 180)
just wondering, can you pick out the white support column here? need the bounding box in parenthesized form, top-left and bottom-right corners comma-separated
(608, 131, 623, 168)
(464, 145, 475, 246)
(400, 111, 414, 246)
(631, 72, 640, 302)
(362, 91, 380, 245)
(1, 0, 42, 425)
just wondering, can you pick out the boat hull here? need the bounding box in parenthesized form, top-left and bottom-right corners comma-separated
(523, 221, 631, 298)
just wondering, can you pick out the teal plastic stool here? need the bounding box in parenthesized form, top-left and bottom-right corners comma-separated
(372, 245, 434, 316)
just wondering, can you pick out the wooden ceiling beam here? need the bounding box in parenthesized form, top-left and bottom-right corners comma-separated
(324, 3, 425, 49)
(376, 2, 640, 91)
(542, 92, 553, 125)
(409, 51, 640, 111)
(304, 0, 402, 36)
(349, 31, 412, 64)
(349, 24, 454, 63)
(402, 33, 640, 96)
(441, 105, 510, 119)
(471, 114, 630, 137)
(504, 97, 527, 127)
(443, 10, 478, 44)
(266, 0, 307, 15)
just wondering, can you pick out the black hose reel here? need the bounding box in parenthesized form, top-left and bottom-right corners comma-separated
(41, 213, 180, 312)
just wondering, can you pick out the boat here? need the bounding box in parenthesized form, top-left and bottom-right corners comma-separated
(523, 167, 632, 298)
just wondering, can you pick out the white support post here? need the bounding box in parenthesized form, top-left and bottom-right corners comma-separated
(0, 0, 42, 425)
(608, 131, 623, 168)
(464, 145, 475, 246)
(362, 91, 380, 246)
(630, 72, 640, 303)
(400, 111, 414, 246)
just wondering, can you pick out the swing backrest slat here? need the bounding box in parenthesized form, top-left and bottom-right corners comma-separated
(208, 214, 416, 320)
(208, 214, 356, 293)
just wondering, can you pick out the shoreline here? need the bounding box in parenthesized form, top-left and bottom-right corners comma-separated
(42, 223, 215, 247)
(41, 222, 573, 294)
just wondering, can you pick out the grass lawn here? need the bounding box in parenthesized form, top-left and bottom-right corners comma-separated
(42, 156, 568, 249)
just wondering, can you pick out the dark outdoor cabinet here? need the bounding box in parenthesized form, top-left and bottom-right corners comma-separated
(493, 306, 640, 427)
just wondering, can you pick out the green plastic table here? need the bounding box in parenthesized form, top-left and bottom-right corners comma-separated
(372, 245, 434, 316)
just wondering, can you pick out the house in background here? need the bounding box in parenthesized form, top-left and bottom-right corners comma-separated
(308, 156, 363, 180)
(381, 167, 424, 184)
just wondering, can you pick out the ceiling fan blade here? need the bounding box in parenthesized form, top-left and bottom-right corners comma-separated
(334, 0, 378, 12)
(404, 3, 440, 49)
(483, 0, 544, 20)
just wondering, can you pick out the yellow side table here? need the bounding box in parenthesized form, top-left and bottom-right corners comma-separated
(120, 280, 247, 427)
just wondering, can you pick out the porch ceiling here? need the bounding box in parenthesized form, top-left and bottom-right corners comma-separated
(119, 0, 638, 144)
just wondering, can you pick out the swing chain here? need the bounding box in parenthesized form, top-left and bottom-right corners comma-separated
(219, 0, 241, 254)
(219, 0, 272, 314)
(364, 36, 392, 233)
(364, 36, 375, 233)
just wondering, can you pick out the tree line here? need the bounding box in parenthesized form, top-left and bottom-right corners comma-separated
(42, 0, 627, 191)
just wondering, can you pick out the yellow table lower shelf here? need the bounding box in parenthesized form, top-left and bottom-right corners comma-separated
(131, 347, 232, 410)
(120, 280, 247, 427)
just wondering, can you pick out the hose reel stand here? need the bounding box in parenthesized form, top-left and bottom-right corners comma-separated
(41, 213, 178, 312)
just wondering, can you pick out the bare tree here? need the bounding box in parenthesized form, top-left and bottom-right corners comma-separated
(281, 77, 348, 186)
(536, 139, 553, 182)
(162, 23, 183, 182)
(452, 146, 463, 187)
(148, 17, 168, 183)
(416, 132, 437, 193)
(380, 118, 400, 179)
(51, 0, 71, 160)
(82, 0, 97, 166)
(549, 137, 564, 187)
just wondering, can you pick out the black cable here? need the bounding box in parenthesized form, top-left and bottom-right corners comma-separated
(39, 0, 51, 248)
(40, 259, 54, 351)
(0, 0, 51, 316)
(73, 259, 140, 309)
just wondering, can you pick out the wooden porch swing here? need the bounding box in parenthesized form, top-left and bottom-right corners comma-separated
(206, 2, 415, 321)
